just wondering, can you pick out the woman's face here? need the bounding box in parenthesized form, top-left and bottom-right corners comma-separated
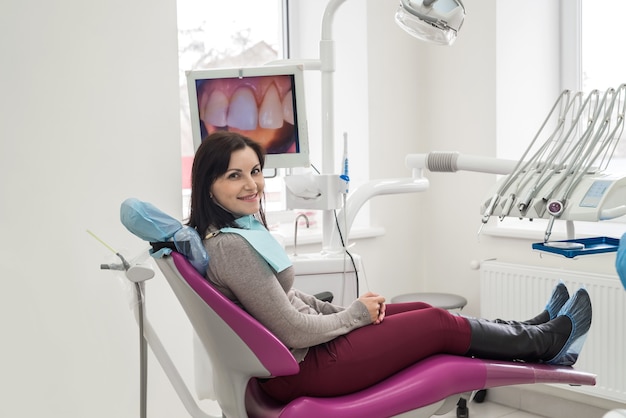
(210, 146, 264, 217)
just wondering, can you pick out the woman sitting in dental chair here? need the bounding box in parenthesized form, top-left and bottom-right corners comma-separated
(187, 131, 593, 404)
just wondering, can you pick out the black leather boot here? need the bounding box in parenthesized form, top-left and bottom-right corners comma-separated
(492, 312, 549, 326)
(466, 316, 572, 362)
(469, 288, 592, 365)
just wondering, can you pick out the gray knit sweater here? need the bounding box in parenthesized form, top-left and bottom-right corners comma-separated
(204, 230, 371, 362)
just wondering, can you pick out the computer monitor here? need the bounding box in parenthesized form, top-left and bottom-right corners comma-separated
(186, 64, 310, 169)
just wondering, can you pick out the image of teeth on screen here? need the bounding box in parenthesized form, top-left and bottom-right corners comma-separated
(197, 75, 295, 153)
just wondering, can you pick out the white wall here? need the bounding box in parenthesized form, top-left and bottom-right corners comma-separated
(0, 0, 191, 416)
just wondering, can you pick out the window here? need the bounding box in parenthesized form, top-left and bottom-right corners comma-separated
(562, 0, 626, 170)
(177, 0, 286, 218)
(579, 0, 626, 93)
(579, 0, 626, 173)
(563, 0, 626, 227)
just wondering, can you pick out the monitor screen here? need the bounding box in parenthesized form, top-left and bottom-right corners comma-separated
(186, 64, 310, 169)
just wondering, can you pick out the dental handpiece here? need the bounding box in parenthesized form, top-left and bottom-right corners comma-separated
(340, 132, 349, 194)
(481, 193, 500, 223)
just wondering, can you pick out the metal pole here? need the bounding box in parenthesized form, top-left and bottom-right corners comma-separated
(135, 282, 148, 418)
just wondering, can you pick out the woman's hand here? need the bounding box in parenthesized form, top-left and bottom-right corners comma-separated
(358, 292, 386, 324)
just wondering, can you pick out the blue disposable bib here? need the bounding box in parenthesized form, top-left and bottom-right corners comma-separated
(221, 215, 292, 273)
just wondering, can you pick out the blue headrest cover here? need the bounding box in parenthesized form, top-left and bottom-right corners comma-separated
(617, 232, 626, 290)
(120, 198, 209, 275)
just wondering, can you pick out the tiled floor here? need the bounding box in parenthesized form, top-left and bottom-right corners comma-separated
(437, 401, 546, 418)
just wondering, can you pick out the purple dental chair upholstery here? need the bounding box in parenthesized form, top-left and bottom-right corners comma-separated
(157, 251, 596, 418)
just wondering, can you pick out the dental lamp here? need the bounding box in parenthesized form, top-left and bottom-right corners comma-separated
(299, 0, 466, 252)
(395, 0, 465, 45)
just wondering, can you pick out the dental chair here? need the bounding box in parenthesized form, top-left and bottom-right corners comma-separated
(114, 200, 597, 418)
(153, 250, 595, 418)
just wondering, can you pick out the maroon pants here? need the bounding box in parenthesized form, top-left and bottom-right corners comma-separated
(259, 302, 472, 403)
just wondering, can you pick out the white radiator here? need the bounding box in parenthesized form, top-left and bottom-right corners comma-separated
(480, 261, 626, 403)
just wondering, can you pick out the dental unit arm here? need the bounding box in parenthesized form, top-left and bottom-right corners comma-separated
(405, 149, 626, 244)
(287, 151, 516, 253)
(322, 152, 516, 253)
(323, 143, 626, 253)
(405, 152, 626, 225)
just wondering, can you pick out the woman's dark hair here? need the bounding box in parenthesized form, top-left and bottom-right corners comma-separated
(187, 131, 266, 237)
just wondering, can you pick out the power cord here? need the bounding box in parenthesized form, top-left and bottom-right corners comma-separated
(310, 164, 360, 298)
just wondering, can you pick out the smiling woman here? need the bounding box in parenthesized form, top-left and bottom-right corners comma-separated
(210, 143, 266, 217)
(188, 131, 269, 235)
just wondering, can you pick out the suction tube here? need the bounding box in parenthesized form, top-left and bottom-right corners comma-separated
(406, 152, 517, 175)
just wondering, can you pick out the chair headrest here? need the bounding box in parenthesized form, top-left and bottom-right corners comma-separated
(120, 197, 209, 275)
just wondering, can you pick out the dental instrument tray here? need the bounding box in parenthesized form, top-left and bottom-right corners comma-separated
(532, 236, 619, 258)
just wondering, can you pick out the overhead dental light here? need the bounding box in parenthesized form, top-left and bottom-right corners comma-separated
(395, 0, 466, 45)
